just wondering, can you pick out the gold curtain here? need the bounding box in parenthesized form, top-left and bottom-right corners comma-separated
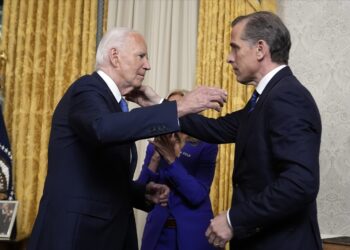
(0, 0, 98, 240)
(196, 0, 276, 240)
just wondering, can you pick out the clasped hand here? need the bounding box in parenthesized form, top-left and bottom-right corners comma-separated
(205, 211, 234, 249)
(145, 181, 170, 207)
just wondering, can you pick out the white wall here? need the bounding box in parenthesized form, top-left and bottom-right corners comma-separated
(278, 0, 350, 236)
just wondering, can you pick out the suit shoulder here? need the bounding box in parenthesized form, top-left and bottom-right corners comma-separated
(68, 73, 107, 94)
(71, 73, 99, 87)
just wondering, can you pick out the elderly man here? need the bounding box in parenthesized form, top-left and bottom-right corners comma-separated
(28, 28, 226, 250)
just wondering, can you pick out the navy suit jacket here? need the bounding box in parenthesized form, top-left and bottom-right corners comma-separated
(28, 72, 180, 250)
(180, 67, 322, 250)
(137, 142, 218, 250)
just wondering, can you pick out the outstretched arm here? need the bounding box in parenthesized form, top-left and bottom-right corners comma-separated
(126, 85, 227, 117)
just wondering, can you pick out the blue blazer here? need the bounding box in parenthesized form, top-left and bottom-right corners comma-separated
(180, 67, 322, 250)
(28, 72, 180, 250)
(137, 141, 218, 250)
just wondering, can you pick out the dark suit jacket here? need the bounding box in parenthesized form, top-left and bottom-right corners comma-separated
(28, 72, 179, 250)
(180, 67, 322, 250)
(137, 142, 218, 250)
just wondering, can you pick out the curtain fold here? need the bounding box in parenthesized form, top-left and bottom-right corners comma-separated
(0, 0, 98, 240)
(107, 0, 199, 243)
(196, 0, 276, 236)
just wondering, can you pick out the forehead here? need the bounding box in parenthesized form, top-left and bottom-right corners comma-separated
(124, 33, 147, 52)
(230, 20, 247, 44)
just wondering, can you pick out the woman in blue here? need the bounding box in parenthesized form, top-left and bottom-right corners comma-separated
(137, 90, 219, 250)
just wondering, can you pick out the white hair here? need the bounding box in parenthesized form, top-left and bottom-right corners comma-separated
(95, 27, 137, 70)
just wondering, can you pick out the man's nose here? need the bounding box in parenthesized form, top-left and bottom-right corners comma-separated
(144, 59, 151, 70)
(227, 53, 234, 64)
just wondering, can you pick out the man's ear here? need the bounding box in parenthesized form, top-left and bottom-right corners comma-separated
(256, 40, 267, 61)
(109, 48, 119, 66)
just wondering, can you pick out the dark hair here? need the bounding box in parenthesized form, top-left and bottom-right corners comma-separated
(231, 11, 291, 64)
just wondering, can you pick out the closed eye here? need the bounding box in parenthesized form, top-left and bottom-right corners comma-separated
(139, 53, 147, 59)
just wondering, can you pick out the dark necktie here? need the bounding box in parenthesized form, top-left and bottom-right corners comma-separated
(248, 90, 259, 112)
(119, 98, 138, 176)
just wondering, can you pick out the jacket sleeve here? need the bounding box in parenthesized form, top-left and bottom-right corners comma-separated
(180, 111, 244, 144)
(163, 143, 218, 207)
(68, 83, 180, 145)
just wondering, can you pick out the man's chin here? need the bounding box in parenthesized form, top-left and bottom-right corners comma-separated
(130, 79, 143, 89)
(134, 85, 142, 90)
(236, 77, 247, 85)
(235, 77, 254, 86)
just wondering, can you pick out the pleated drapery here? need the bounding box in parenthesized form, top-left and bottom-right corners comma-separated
(107, 0, 199, 243)
(0, 0, 98, 240)
(196, 0, 276, 232)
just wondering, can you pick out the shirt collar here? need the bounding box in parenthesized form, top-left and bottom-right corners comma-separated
(255, 65, 287, 95)
(97, 70, 122, 102)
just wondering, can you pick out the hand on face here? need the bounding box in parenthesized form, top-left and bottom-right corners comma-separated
(176, 86, 227, 117)
(149, 134, 181, 165)
(125, 85, 163, 107)
(145, 181, 170, 207)
(148, 151, 161, 173)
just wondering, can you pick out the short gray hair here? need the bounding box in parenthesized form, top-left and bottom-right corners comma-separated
(95, 27, 137, 69)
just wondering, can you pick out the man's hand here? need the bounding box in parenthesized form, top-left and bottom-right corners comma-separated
(205, 211, 233, 249)
(125, 85, 162, 107)
(145, 181, 170, 207)
(177, 86, 227, 117)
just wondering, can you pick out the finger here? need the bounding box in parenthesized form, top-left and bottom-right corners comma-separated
(207, 232, 216, 244)
(149, 140, 161, 149)
(161, 188, 170, 197)
(209, 89, 227, 102)
(159, 193, 167, 200)
(207, 102, 223, 112)
(159, 199, 168, 205)
(205, 225, 212, 237)
(213, 239, 221, 248)
(173, 133, 181, 141)
(160, 202, 168, 207)
(210, 94, 226, 105)
(219, 241, 226, 249)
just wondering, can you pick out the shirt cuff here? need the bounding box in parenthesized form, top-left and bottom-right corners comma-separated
(226, 209, 233, 229)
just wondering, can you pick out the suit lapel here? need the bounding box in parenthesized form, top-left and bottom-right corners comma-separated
(92, 72, 122, 112)
(235, 67, 294, 165)
(92, 72, 137, 179)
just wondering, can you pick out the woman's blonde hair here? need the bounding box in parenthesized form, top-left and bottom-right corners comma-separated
(167, 89, 188, 100)
(167, 89, 199, 145)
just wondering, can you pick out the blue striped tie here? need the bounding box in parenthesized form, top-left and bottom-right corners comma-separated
(248, 90, 259, 112)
